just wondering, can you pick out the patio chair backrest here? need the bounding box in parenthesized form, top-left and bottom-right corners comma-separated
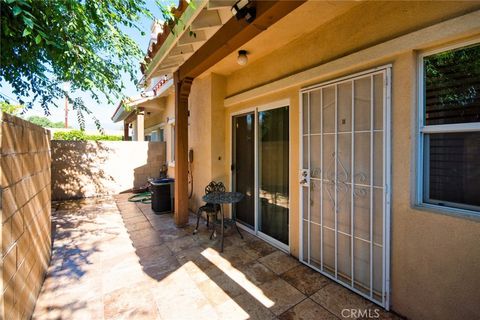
(205, 181, 225, 195)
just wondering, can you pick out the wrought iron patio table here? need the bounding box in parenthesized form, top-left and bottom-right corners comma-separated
(202, 191, 244, 252)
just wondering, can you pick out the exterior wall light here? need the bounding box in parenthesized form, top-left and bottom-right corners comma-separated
(237, 50, 248, 65)
(231, 0, 256, 23)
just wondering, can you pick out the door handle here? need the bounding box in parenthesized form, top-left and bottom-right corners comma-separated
(299, 169, 309, 186)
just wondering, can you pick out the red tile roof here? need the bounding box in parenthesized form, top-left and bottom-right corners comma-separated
(141, 0, 190, 75)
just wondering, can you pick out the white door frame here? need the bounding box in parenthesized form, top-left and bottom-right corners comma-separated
(298, 65, 391, 309)
(230, 99, 291, 253)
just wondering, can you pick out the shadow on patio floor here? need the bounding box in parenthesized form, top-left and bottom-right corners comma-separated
(32, 194, 403, 320)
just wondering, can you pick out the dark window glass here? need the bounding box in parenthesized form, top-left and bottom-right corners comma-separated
(424, 132, 480, 209)
(424, 44, 480, 125)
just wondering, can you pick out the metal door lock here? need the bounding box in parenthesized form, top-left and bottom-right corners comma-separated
(300, 169, 310, 186)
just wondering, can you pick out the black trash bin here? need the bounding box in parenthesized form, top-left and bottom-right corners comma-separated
(150, 178, 174, 214)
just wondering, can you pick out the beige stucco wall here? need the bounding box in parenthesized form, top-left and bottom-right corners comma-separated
(142, 93, 176, 178)
(51, 141, 166, 200)
(390, 52, 480, 320)
(226, 1, 480, 97)
(186, 1, 480, 319)
(1, 113, 51, 320)
(188, 74, 227, 212)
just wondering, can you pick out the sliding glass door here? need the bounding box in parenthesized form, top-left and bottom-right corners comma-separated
(232, 104, 290, 249)
(232, 113, 255, 228)
(258, 107, 289, 245)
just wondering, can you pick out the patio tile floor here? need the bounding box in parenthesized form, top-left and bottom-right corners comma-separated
(32, 194, 403, 320)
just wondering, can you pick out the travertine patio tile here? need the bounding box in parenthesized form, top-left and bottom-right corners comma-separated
(34, 298, 103, 320)
(104, 284, 160, 320)
(122, 214, 148, 224)
(166, 234, 198, 253)
(217, 292, 276, 320)
(101, 249, 139, 268)
(181, 259, 212, 283)
(128, 228, 164, 249)
(237, 261, 277, 286)
(281, 264, 331, 296)
(175, 246, 223, 279)
(244, 237, 277, 258)
(200, 272, 245, 303)
(125, 220, 153, 232)
(151, 266, 218, 320)
(101, 263, 146, 294)
(278, 298, 338, 320)
(259, 250, 300, 275)
(142, 257, 180, 280)
(310, 283, 375, 319)
(214, 298, 251, 320)
(135, 244, 173, 266)
(258, 278, 306, 315)
(34, 195, 401, 320)
(148, 224, 190, 241)
(197, 276, 238, 306)
(217, 243, 257, 267)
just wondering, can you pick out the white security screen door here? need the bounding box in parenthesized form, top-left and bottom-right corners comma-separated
(300, 67, 391, 308)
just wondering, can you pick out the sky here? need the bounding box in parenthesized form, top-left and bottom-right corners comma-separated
(0, 1, 166, 133)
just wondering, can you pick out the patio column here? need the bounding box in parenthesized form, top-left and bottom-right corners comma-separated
(174, 71, 193, 227)
(136, 109, 145, 141)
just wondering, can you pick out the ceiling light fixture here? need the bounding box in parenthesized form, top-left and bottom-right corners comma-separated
(237, 50, 248, 66)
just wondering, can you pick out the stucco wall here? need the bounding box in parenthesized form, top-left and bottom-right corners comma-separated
(1, 113, 51, 320)
(189, 76, 213, 211)
(389, 52, 480, 320)
(187, 74, 227, 213)
(51, 141, 166, 200)
(195, 2, 480, 319)
(143, 93, 176, 178)
(226, 1, 480, 97)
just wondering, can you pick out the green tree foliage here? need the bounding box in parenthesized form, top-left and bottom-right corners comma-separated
(0, 0, 183, 129)
(0, 101, 23, 115)
(26, 115, 65, 128)
(53, 130, 122, 141)
(1, 0, 149, 109)
(424, 43, 480, 125)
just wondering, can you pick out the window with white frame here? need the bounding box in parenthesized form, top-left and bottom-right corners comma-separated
(419, 42, 480, 214)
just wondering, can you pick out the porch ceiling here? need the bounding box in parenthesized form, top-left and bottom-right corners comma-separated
(206, 0, 362, 76)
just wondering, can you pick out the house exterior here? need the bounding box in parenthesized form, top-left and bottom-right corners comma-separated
(140, 1, 480, 319)
(112, 78, 176, 176)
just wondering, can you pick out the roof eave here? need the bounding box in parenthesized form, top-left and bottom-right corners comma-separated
(144, 0, 208, 81)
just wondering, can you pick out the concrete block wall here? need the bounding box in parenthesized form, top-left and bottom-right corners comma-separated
(0, 112, 52, 320)
(51, 141, 166, 200)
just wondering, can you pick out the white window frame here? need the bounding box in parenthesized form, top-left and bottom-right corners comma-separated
(416, 39, 480, 219)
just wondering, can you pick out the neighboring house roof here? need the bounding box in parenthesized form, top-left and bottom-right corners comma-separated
(111, 78, 173, 123)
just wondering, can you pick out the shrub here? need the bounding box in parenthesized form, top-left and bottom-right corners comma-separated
(53, 130, 122, 141)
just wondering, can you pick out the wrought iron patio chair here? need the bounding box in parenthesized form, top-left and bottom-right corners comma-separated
(193, 181, 225, 234)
